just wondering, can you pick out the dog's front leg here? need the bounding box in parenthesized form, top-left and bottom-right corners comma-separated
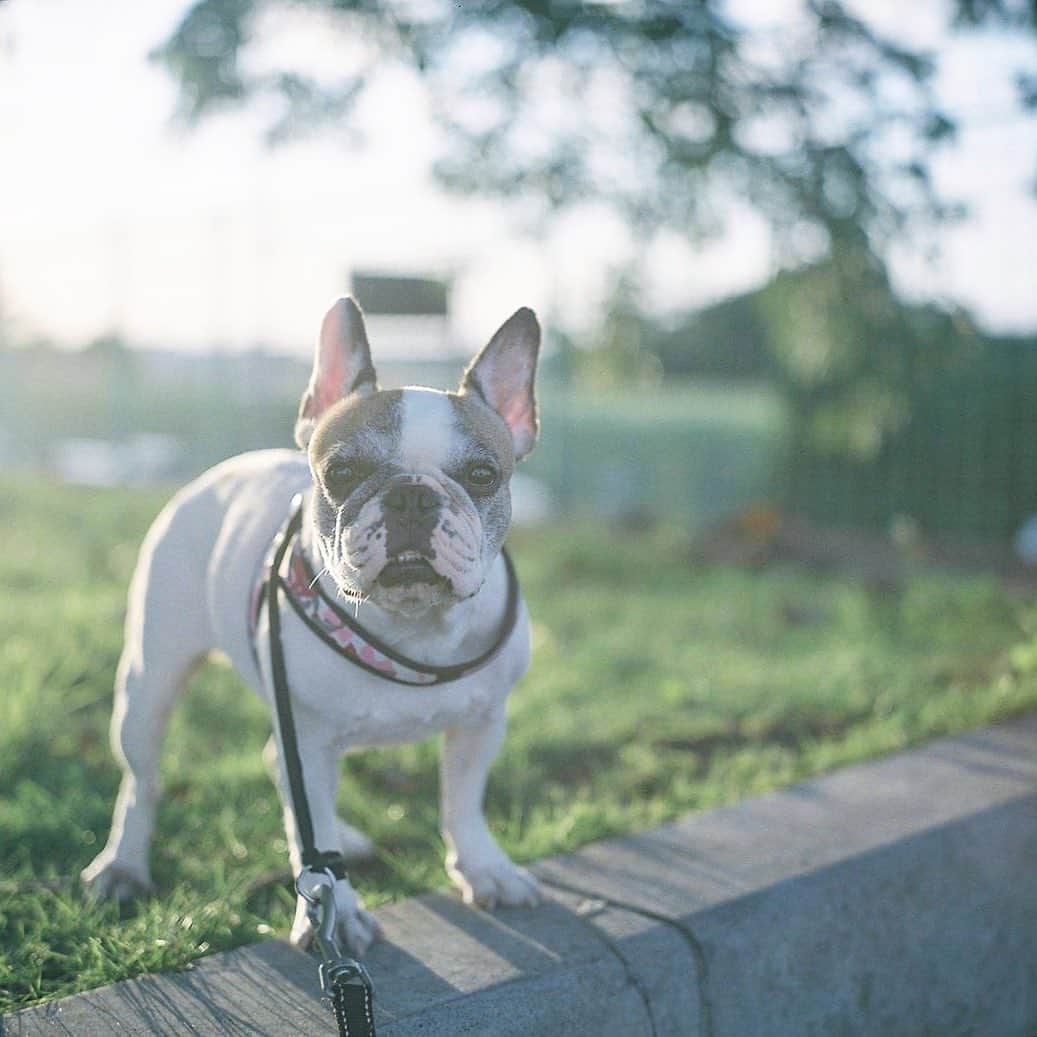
(440, 702, 542, 908)
(270, 711, 382, 954)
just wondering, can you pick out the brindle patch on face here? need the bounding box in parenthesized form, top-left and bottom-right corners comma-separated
(448, 391, 516, 560)
(310, 391, 403, 484)
(307, 390, 403, 599)
(448, 392, 515, 476)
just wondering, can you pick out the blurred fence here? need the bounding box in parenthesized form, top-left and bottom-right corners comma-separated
(0, 348, 784, 528)
(786, 340, 1037, 542)
(5, 341, 1037, 544)
(528, 384, 781, 527)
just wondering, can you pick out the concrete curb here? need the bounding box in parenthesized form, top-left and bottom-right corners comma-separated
(5, 715, 1037, 1036)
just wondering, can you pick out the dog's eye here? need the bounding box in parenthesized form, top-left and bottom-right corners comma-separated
(464, 461, 500, 495)
(324, 461, 370, 501)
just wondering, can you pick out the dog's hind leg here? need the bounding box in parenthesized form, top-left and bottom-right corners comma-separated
(82, 494, 215, 901)
(81, 648, 206, 900)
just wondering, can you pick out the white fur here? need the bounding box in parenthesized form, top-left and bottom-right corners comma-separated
(399, 388, 457, 472)
(81, 446, 541, 952)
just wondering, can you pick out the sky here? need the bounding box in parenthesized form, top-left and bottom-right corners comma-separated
(0, 0, 1035, 357)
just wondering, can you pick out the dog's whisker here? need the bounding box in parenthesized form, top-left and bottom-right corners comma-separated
(334, 581, 366, 607)
(331, 583, 367, 618)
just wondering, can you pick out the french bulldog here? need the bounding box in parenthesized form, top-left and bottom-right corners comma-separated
(82, 298, 544, 952)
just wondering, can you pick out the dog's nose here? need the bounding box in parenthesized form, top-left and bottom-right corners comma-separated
(383, 483, 440, 516)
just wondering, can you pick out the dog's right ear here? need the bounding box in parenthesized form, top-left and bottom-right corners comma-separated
(295, 297, 378, 449)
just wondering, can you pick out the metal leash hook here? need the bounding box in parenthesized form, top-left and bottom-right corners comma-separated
(297, 868, 376, 1037)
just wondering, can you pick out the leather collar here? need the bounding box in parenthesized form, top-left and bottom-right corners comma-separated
(251, 495, 520, 686)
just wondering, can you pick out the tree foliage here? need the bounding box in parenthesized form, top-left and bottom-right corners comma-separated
(754, 246, 981, 460)
(155, 0, 1034, 467)
(576, 271, 663, 389)
(154, 0, 1032, 252)
(615, 247, 985, 460)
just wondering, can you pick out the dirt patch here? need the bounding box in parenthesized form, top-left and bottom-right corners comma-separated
(693, 504, 1037, 595)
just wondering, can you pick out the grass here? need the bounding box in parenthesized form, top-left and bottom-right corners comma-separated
(3, 475, 1037, 1012)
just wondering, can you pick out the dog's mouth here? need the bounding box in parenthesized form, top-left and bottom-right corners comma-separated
(376, 551, 447, 589)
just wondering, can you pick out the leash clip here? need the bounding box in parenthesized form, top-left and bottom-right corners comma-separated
(303, 878, 376, 1035)
(296, 865, 336, 908)
(306, 878, 344, 965)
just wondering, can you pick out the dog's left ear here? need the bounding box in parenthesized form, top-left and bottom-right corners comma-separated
(460, 307, 541, 461)
(295, 297, 378, 449)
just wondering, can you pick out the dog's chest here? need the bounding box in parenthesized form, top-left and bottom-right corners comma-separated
(201, 452, 529, 746)
(261, 603, 527, 747)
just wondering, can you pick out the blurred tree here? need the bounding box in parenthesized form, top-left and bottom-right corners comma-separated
(84, 332, 134, 366)
(577, 271, 662, 388)
(155, 0, 1034, 473)
(647, 295, 771, 380)
(643, 246, 983, 458)
(84, 333, 139, 438)
(754, 244, 981, 461)
(154, 1, 1033, 252)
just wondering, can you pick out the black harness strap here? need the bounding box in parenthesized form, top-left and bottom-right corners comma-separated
(266, 504, 340, 874)
(265, 499, 374, 1036)
(251, 506, 521, 688)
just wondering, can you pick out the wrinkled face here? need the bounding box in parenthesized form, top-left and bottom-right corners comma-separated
(308, 387, 515, 614)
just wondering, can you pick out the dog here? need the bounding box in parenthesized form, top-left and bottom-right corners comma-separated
(82, 298, 544, 952)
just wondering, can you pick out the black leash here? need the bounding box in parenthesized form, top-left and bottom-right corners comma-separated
(265, 496, 375, 1037)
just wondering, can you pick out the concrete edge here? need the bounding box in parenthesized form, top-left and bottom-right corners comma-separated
(5, 714, 1037, 1036)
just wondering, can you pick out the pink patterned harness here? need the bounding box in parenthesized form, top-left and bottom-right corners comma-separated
(250, 496, 519, 687)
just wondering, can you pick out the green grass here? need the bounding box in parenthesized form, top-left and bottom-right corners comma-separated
(3, 476, 1037, 1012)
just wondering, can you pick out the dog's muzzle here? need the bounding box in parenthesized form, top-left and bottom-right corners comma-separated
(340, 473, 484, 602)
(377, 479, 446, 588)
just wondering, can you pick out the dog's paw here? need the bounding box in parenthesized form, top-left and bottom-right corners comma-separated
(289, 883, 383, 956)
(447, 854, 543, 909)
(336, 817, 376, 861)
(81, 853, 153, 903)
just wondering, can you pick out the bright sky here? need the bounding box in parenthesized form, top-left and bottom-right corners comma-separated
(0, 0, 1035, 356)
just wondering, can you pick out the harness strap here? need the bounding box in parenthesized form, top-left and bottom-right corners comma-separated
(267, 503, 331, 872)
(250, 506, 520, 688)
(266, 496, 375, 1035)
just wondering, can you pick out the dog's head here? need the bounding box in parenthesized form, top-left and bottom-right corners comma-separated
(295, 298, 540, 615)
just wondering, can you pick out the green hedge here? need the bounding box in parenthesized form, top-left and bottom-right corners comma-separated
(786, 342, 1037, 542)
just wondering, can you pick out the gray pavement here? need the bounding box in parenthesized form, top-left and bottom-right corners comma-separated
(5, 714, 1037, 1036)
